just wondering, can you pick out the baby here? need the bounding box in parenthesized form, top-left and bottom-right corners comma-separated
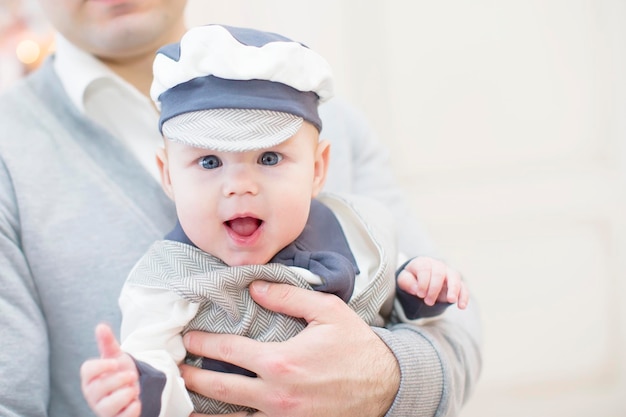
(81, 24, 468, 417)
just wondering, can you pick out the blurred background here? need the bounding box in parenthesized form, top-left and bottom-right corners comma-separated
(2, 1, 625, 415)
(0, 0, 52, 90)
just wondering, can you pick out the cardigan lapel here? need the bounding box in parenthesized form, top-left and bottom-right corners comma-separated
(26, 60, 176, 234)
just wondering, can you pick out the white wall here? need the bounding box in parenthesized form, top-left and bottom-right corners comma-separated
(187, 1, 626, 416)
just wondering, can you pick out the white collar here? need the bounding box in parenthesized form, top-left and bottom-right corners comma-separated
(53, 34, 139, 113)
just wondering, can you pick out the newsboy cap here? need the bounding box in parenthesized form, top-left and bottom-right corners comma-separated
(150, 24, 334, 151)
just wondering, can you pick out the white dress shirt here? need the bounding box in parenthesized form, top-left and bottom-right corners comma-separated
(53, 35, 162, 180)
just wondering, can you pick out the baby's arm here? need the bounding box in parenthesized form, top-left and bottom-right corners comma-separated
(397, 256, 469, 309)
(119, 284, 198, 417)
(80, 323, 141, 417)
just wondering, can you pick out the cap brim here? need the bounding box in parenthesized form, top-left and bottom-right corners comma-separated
(162, 109, 303, 151)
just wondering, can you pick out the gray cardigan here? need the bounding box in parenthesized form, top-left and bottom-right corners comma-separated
(0, 59, 481, 417)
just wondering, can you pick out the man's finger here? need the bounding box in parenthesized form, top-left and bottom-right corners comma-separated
(180, 362, 261, 409)
(191, 411, 260, 417)
(183, 331, 267, 378)
(248, 280, 343, 324)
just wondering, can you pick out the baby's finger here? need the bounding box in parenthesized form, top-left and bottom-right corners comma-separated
(80, 358, 119, 386)
(424, 260, 446, 305)
(444, 267, 463, 304)
(403, 257, 433, 298)
(457, 281, 470, 309)
(92, 385, 140, 417)
(95, 323, 123, 359)
(396, 269, 418, 295)
(116, 398, 141, 417)
(83, 369, 138, 407)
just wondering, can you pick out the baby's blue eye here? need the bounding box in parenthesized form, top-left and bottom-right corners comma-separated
(199, 155, 222, 169)
(259, 152, 282, 166)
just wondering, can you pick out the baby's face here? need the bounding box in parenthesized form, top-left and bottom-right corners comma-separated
(158, 122, 328, 266)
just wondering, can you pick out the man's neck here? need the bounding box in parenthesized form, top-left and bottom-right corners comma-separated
(100, 53, 155, 98)
(99, 25, 187, 98)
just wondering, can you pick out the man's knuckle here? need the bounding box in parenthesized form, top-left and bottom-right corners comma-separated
(265, 354, 295, 378)
(212, 379, 232, 399)
(217, 339, 236, 362)
(267, 389, 299, 413)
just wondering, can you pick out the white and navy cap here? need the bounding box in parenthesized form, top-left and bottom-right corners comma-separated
(150, 24, 334, 151)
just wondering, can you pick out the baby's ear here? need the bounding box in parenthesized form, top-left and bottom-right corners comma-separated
(156, 146, 175, 200)
(312, 139, 331, 197)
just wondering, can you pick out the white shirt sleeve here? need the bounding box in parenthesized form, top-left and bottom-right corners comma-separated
(119, 284, 200, 417)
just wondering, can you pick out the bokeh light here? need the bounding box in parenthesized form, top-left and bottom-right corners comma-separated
(15, 38, 41, 64)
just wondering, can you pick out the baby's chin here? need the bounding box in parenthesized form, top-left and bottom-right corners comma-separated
(221, 251, 275, 267)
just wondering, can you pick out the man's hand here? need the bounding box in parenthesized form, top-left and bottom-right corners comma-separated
(181, 281, 400, 417)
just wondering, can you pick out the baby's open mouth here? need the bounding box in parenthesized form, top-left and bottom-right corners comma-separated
(225, 217, 263, 237)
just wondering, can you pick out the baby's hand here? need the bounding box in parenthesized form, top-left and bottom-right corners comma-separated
(80, 323, 141, 417)
(397, 257, 469, 309)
